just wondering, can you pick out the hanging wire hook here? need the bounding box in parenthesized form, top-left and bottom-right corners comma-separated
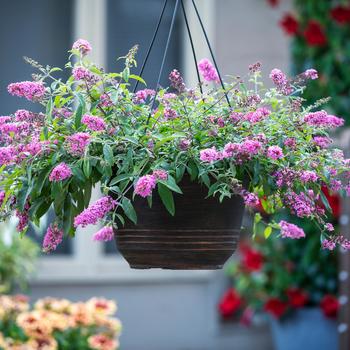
(147, 0, 181, 124)
(180, 0, 203, 95)
(191, 0, 231, 108)
(133, 0, 169, 93)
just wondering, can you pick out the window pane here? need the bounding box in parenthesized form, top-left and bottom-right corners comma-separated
(0, 0, 73, 255)
(107, 0, 183, 88)
(0, 0, 73, 114)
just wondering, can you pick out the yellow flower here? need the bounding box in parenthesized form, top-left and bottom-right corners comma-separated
(34, 298, 71, 313)
(86, 298, 117, 316)
(88, 334, 119, 350)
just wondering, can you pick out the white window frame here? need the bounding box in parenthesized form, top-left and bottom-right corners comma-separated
(33, 0, 217, 284)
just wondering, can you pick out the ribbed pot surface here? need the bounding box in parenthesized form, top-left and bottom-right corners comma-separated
(115, 177, 245, 269)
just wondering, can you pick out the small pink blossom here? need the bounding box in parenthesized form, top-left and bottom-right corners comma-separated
(280, 220, 305, 239)
(49, 163, 72, 182)
(325, 223, 334, 232)
(169, 69, 186, 93)
(300, 170, 318, 183)
(93, 226, 114, 242)
(164, 108, 178, 120)
(42, 224, 64, 253)
(267, 146, 284, 160)
(134, 89, 156, 104)
(198, 59, 219, 83)
(284, 138, 296, 149)
(304, 69, 318, 80)
(82, 114, 106, 131)
(72, 67, 98, 83)
(322, 239, 336, 250)
(66, 132, 91, 156)
(0, 191, 6, 207)
(223, 143, 240, 158)
(8, 81, 46, 101)
(269, 69, 288, 86)
(244, 107, 271, 123)
(304, 111, 344, 128)
(134, 175, 157, 198)
(240, 140, 262, 156)
(244, 193, 259, 207)
(0, 146, 17, 166)
(313, 136, 332, 148)
(72, 39, 92, 55)
(152, 169, 168, 181)
(179, 139, 191, 151)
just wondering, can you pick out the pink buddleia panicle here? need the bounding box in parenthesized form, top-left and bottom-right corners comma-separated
(267, 146, 284, 160)
(304, 111, 344, 128)
(134, 175, 157, 198)
(152, 169, 168, 181)
(66, 132, 91, 156)
(198, 59, 220, 83)
(279, 220, 306, 239)
(8, 81, 46, 101)
(49, 163, 72, 182)
(72, 39, 92, 55)
(74, 196, 117, 228)
(93, 226, 114, 242)
(82, 114, 106, 131)
(42, 224, 64, 253)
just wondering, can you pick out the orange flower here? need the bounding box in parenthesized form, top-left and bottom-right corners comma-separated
(88, 334, 119, 350)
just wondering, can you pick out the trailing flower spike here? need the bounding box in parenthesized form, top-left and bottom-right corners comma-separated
(0, 39, 349, 252)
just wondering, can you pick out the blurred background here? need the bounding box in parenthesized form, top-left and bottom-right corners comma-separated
(0, 0, 349, 349)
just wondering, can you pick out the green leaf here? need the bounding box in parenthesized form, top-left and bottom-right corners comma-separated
(320, 191, 332, 213)
(121, 197, 137, 224)
(74, 94, 85, 129)
(103, 144, 114, 166)
(110, 174, 133, 186)
(46, 98, 53, 123)
(83, 158, 92, 178)
(159, 176, 182, 194)
(158, 183, 175, 216)
(122, 67, 130, 82)
(129, 74, 146, 85)
(264, 226, 272, 239)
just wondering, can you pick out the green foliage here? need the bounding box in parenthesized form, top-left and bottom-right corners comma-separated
(0, 221, 39, 293)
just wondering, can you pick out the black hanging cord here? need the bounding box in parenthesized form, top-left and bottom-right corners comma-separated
(147, 0, 180, 124)
(191, 0, 231, 108)
(180, 0, 203, 95)
(133, 0, 169, 93)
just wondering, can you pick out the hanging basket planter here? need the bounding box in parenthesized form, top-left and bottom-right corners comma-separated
(116, 176, 245, 269)
(0, 0, 349, 272)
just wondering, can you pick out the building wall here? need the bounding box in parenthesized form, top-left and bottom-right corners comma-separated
(26, 0, 290, 349)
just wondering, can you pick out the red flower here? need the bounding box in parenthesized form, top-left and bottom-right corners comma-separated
(280, 14, 299, 36)
(241, 246, 264, 272)
(264, 298, 288, 319)
(267, 0, 279, 7)
(320, 295, 339, 318)
(331, 6, 350, 24)
(218, 288, 242, 318)
(321, 186, 341, 219)
(304, 20, 327, 46)
(287, 288, 308, 308)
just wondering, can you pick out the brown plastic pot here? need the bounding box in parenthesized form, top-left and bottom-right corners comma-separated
(114, 177, 245, 270)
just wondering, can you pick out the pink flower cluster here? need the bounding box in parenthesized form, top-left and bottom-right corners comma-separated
(244, 107, 271, 124)
(14, 109, 44, 123)
(15, 201, 30, 233)
(99, 93, 113, 108)
(284, 192, 315, 218)
(304, 69, 318, 80)
(322, 235, 350, 251)
(134, 175, 157, 198)
(267, 146, 284, 160)
(164, 108, 178, 120)
(269, 69, 292, 95)
(82, 114, 106, 131)
(200, 147, 222, 163)
(279, 220, 306, 239)
(244, 193, 259, 207)
(313, 136, 332, 148)
(133, 89, 155, 104)
(93, 226, 114, 242)
(66, 132, 91, 156)
(74, 196, 117, 228)
(42, 224, 64, 252)
(8, 81, 46, 101)
(0, 191, 5, 207)
(169, 69, 186, 93)
(0, 146, 17, 166)
(304, 111, 344, 128)
(300, 170, 318, 183)
(72, 67, 98, 83)
(49, 163, 72, 182)
(198, 59, 219, 83)
(72, 39, 92, 55)
(134, 169, 169, 198)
